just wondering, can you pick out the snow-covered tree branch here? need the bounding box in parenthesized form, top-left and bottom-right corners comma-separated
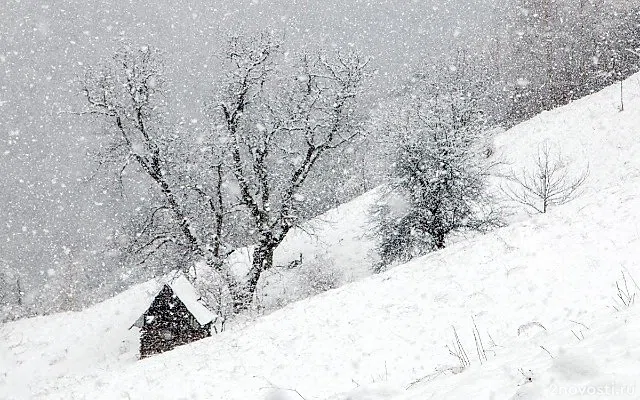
(81, 35, 370, 312)
(371, 75, 503, 270)
(213, 33, 370, 310)
(81, 44, 233, 286)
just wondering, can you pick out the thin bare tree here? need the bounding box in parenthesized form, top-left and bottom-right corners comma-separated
(502, 142, 589, 213)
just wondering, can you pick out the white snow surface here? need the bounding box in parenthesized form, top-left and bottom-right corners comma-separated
(4, 74, 640, 399)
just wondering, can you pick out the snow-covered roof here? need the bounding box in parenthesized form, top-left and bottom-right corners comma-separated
(132, 270, 216, 328)
(166, 272, 216, 326)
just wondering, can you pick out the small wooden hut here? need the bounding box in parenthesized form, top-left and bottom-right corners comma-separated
(131, 271, 216, 358)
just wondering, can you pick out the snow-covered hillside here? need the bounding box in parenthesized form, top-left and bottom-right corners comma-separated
(4, 74, 640, 399)
(0, 187, 378, 399)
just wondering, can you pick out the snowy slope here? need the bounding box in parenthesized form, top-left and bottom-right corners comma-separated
(0, 187, 377, 399)
(4, 73, 640, 400)
(393, 307, 640, 400)
(230, 188, 379, 311)
(62, 183, 640, 400)
(0, 279, 158, 399)
(493, 81, 640, 202)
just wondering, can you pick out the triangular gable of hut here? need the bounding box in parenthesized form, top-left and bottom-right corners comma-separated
(131, 270, 216, 329)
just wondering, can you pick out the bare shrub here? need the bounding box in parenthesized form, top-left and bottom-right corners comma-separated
(612, 271, 638, 311)
(195, 271, 233, 333)
(299, 256, 343, 297)
(256, 252, 344, 312)
(263, 385, 307, 400)
(444, 320, 497, 375)
(502, 142, 589, 213)
(447, 326, 471, 372)
(516, 321, 547, 336)
(472, 317, 488, 365)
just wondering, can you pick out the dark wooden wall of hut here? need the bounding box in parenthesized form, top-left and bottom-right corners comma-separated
(139, 285, 211, 358)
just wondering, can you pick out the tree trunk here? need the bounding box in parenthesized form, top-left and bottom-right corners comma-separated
(232, 242, 274, 313)
(434, 234, 446, 250)
(16, 277, 22, 306)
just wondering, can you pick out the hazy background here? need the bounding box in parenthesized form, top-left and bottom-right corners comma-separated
(1, 0, 497, 301)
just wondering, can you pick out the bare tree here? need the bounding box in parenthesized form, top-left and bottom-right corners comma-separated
(81, 36, 370, 313)
(80, 45, 234, 285)
(371, 73, 503, 270)
(0, 264, 24, 322)
(214, 33, 370, 310)
(502, 142, 589, 213)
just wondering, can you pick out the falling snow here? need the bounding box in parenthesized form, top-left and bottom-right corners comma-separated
(3, 1, 640, 399)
